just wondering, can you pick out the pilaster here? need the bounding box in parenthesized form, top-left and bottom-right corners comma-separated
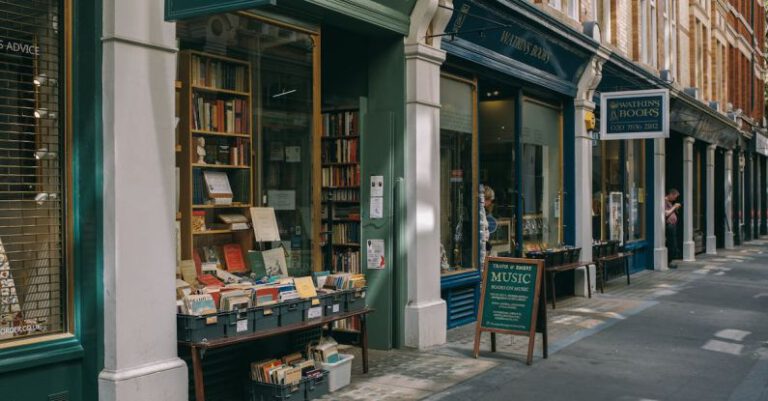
(403, 0, 450, 349)
(706, 145, 717, 254)
(99, 0, 187, 400)
(682, 137, 695, 261)
(725, 149, 735, 249)
(653, 138, 668, 270)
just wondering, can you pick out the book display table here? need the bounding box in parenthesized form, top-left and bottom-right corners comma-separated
(179, 308, 372, 401)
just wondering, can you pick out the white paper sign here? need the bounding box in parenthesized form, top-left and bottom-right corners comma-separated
(332, 304, 340, 313)
(370, 176, 384, 197)
(366, 239, 385, 269)
(250, 207, 281, 242)
(307, 306, 322, 319)
(237, 319, 248, 333)
(370, 196, 383, 219)
(268, 190, 296, 211)
(285, 146, 301, 162)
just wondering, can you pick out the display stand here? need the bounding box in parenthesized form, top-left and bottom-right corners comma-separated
(180, 308, 373, 401)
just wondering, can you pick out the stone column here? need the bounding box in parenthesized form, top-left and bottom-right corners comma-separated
(725, 150, 735, 248)
(403, 0, 451, 349)
(99, 1, 187, 400)
(682, 137, 695, 261)
(706, 144, 717, 254)
(653, 138, 668, 270)
(571, 54, 604, 296)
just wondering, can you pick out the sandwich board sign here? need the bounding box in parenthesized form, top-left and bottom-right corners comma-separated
(473, 257, 547, 365)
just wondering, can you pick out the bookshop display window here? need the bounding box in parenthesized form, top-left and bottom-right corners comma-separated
(520, 99, 563, 250)
(176, 14, 319, 276)
(592, 139, 646, 243)
(0, 0, 70, 344)
(439, 75, 477, 274)
(479, 94, 516, 257)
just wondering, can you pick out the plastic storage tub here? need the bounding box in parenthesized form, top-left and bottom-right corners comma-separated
(176, 313, 226, 343)
(304, 370, 330, 400)
(320, 291, 345, 318)
(279, 299, 310, 326)
(345, 288, 366, 313)
(252, 305, 279, 332)
(319, 354, 354, 392)
(249, 380, 303, 401)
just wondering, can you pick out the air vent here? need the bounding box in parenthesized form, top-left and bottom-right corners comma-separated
(709, 101, 720, 111)
(684, 87, 701, 100)
(660, 69, 675, 83)
(48, 391, 69, 401)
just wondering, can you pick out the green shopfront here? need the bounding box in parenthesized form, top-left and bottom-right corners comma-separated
(0, 0, 102, 400)
(437, 0, 601, 328)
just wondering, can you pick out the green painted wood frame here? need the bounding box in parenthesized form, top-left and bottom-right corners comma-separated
(0, 0, 103, 399)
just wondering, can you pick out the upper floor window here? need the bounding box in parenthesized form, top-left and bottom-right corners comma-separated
(0, 0, 69, 346)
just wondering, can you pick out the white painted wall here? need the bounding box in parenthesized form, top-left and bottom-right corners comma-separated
(99, 0, 188, 399)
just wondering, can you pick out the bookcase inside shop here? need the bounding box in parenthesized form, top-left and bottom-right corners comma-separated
(178, 50, 255, 264)
(321, 109, 363, 332)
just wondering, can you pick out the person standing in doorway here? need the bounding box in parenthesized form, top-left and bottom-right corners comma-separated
(665, 188, 682, 267)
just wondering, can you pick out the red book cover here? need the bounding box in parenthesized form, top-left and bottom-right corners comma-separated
(222, 244, 246, 273)
(255, 287, 279, 306)
(198, 274, 224, 288)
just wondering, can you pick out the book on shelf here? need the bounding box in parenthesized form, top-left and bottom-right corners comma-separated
(183, 293, 217, 316)
(192, 95, 249, 134)
(222, 243, 246, 273)
(219, 213, 250, 231)
(321, 137, 358, 164)
(203, 170, 233, 204)
(321, 165, 360, 187)
(322, 110, 359, 137)
(190, 54, 247, 91)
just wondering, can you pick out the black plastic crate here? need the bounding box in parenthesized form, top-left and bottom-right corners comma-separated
(345, 288, 366, 313)
(253, 305, 280, 333)
(249, 380, 303, 401)
(320, 292, 345, 318)
(177, 313, 226, 343)
(304, 370, 330, 400)
(279, 299, 310, 327)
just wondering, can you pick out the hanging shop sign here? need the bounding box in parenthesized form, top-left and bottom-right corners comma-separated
(753, 133, 768, 157)
(473, 257, 547, 365)
(600, 89, 669, 140)
(165, 0, 274, 21)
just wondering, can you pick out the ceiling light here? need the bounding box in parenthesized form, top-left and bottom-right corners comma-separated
(33, 74, 57, 87)
(34, 108, 56, 119)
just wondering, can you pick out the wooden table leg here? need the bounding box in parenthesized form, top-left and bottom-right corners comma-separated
(360, 314, 369, 374)
(586, 264, 592, 298)
(550, 272, 557, 309)
(491, 332, 497, 352)
(191, 346, 206, 401)
(625, 256, 631, 285)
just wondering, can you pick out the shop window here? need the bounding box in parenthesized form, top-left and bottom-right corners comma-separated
(520, 99, 562, 251)
(592, 139, 646, 243)
(176, 14, 318, 276)
(0, 0, 69, 345)
(439, 75, 477, 274)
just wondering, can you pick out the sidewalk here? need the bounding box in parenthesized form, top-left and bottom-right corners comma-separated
(320, 241, 768, 400)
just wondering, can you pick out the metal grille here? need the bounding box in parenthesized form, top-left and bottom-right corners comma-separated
(0, 0, 66, 343)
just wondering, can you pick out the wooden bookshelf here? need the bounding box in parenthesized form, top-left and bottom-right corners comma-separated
(178, 50, 254, 260)
(321, 109, 362, 274)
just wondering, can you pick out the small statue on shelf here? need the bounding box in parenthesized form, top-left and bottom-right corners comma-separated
(196, 137, 206, 164)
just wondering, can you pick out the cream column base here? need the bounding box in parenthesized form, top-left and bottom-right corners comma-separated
(683, 241, 696, 262)
(99, 359, 188, 401)
(654, 247, 669, 271)
(725, 232, 735, 249)
(574, 265, 596, 297)
(405, 299, 447, 349)
(706, 236, 717, 255)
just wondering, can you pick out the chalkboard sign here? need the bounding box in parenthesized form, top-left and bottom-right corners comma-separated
(473, 257, 545, 365)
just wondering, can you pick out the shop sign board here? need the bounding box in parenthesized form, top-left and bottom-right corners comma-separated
(165, 0, 274, 21)
(600, 89, 669, 140)
(473, 257, 546, 365)
(447, 0, 590, 83)
(754, 133, 768, 157)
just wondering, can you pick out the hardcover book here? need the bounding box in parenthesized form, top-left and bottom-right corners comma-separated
(222, 244, 246, 273)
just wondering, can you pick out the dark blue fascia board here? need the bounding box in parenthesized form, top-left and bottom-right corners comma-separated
(444, 39, 577, 97)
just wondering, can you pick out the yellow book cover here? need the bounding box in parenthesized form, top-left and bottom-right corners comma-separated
(294, 276, 318, 299)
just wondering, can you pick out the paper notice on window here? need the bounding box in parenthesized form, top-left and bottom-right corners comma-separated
(285, 146, 301, 163)
(370, 176, 384, 197)
(268, 190, 296, 211)
(250, 207, 281, 242)
(366, 239, 385, 270)
(370, 196, 383, 219)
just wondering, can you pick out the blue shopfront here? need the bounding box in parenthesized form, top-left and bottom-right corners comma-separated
(436, 0, 599, 328)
